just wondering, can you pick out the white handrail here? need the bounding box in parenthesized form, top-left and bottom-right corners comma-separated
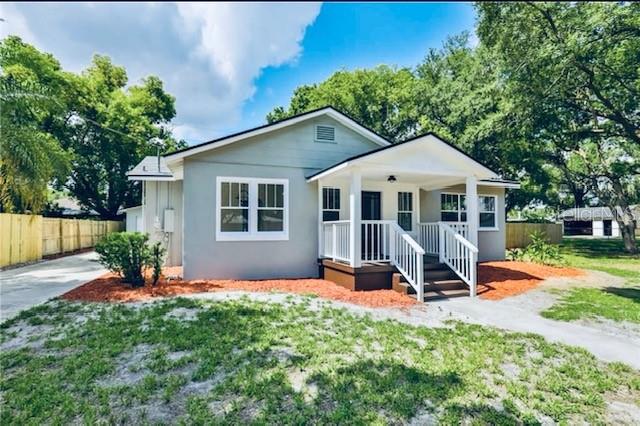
(438, 222, 478, 297)
(389, 222, 424, 301)
(321, 221, 350, 262)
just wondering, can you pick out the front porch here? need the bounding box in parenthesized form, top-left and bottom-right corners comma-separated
(313, 171, 482, 301)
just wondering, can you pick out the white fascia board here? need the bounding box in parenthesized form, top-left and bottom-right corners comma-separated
(307, 162, 351, 182)
(479, 180, 521, 189)
(127, 175, 175, 182)
(164, 108, 390, 163)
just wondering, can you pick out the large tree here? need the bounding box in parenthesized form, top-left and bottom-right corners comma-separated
(476, 1, 640, 252)
(0, 36, 72, 213)
(59, 56, 184, 219)
(267, 65, 420, 141)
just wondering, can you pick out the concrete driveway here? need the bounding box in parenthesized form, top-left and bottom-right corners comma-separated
(0, 251, 106, 322)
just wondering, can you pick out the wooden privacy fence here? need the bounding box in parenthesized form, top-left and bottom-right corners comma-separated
(1, 213, 123, 268)
(506, 222, 563, 249)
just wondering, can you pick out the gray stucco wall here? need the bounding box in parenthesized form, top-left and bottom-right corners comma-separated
(420, 185, 506, 261)
(182, 116, 380, 280)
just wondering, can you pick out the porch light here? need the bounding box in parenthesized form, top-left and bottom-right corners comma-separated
(387, 175, 397, 183)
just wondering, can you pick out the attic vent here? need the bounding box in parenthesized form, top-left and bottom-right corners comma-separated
(315, 125, 336, 143)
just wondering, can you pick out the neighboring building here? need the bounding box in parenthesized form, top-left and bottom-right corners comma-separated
(559, 206, 639, 237)
(123, 206, 143, 232)
(127, 107, 519, 300)
(47, 196, 98, 218)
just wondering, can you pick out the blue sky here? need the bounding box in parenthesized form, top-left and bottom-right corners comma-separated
(0, 2, 476, 144)
(243, 2, 476, 131)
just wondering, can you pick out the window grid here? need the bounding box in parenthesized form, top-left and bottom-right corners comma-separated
(216, 177, 288, 241)
(322, 187, 340, 222)
(397, 192, 413, 231)
(440, 193, 497, 229)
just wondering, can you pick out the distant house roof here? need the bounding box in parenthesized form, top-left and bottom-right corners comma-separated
(559, 206, 639, 221)
(50, 196, 98, 216)
(127, 156, 174, 181)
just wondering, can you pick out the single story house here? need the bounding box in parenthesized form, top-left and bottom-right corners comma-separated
(559, 206, 638, 237)
(127, 107, 519, 301)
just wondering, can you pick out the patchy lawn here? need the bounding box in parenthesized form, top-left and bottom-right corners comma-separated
(2, 297, 640, 424)
(542, 287, 640, 324)
(560, 238, 640, 280)
(541, 238, 640, 325)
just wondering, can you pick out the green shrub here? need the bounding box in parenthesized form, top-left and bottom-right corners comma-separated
(95, 232, 151, 286)
(150, 242, 166, 286)
(507, 231, 563, 266)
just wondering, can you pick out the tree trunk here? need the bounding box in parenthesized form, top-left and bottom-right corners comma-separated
(610, 204, 638, 254)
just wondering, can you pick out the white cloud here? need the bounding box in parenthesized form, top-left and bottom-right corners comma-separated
(0, 2, 321, 143)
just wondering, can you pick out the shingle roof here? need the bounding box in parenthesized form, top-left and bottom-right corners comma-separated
(126, 156, 173, 178)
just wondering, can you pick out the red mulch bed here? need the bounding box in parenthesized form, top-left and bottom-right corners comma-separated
(62, 261, 583, 307)
(61, 268, 418, 308)
(477, 261, 583, 300)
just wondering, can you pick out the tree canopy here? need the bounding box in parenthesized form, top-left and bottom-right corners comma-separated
(0, 36, 185, 218)
(268, 2, 640, 251)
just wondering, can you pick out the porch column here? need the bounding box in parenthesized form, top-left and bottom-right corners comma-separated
(466, 175, 479, 248)
(349, 169, 362, 267)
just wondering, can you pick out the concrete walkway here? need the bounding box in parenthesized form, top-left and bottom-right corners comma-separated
(430, 293, 640, 369)
(0, 251, 106, 322)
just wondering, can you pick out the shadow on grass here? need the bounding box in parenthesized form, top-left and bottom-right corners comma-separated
(561, 238, 637, 259)
(603, 286, 640, 303)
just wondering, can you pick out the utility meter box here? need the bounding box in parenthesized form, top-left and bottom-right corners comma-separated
(163, 209, 175, 233)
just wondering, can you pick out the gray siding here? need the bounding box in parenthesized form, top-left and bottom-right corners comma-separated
(182, 117, 380, 280)
(420, 185, 506, 261)
(142, 180, 183, 266)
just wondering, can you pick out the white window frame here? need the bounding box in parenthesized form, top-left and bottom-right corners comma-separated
(440, 192, 499, 231)
(440, 192, 466, 223)
(478, 194, 498, 231)
(216, 176, 289, 241)
(322, 187, 341, 222)
(397, 191, 413, 231)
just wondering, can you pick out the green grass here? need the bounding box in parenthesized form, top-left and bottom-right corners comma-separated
(541, 238, 640, 325)
(2, 297, 639, 424)
(542, 287, 640, 323)
(559, 238, 640, 279)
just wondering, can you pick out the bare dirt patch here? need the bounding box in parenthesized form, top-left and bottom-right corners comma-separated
(477, 261, 583, 300)
(61, 268, 417, 308)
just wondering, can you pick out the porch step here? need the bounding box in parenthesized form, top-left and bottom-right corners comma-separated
(424, 268, 457, 281)
(424, 262, 447, 271)
(424, 279, 468, 292)
(409, 287, 470, 301)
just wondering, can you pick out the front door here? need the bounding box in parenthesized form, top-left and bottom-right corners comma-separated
(362, 191, 381, 260)
(603, 220, 612, 236)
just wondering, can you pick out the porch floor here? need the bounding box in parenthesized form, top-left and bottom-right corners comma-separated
(320, 257, 470, 300)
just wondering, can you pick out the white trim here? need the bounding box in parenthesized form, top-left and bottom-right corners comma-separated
(307, 134, 499, 182)
(215, 176, 289, 241)
(439, 191, 499, 231)
(479, 180, 520, 189)
(322, 186, 341, 221)
(166, 108, 389, 163)
(128, 175, 175, 182)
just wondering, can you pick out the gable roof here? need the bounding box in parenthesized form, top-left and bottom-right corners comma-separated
(127, 156, 175, 181)
(163, 106, 390, 163)
(306, 132, 503, 182)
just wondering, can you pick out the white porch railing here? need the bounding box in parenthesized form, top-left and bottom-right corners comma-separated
(321, 220, 350, 262)
(438, 222, 478, 297)
(361, 220, 394, 262)
(417, 222, 468, 255)
(389, 222, 425, 301)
